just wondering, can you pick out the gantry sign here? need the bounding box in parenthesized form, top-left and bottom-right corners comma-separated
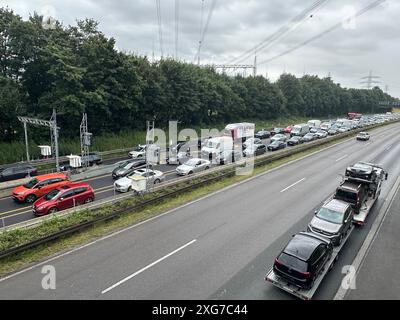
(17, 109, 60, 172)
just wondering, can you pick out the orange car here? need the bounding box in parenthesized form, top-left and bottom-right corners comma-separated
(12, 173, 70, 203)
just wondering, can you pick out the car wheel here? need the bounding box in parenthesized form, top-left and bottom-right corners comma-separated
(154, 179, 160, 184)
(338, 234, 343, 245)
(48, 207, 58, 214)
(188, 171, 193, 175)
(25, 194, 37, 204)
(205, 166, 209, 170)
(84, 197, 94, 204)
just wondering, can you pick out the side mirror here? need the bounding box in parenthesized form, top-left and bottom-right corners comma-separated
(314, 210, 318, 215)
(385, 173, 388, 180)
(59, 197, 64, 201)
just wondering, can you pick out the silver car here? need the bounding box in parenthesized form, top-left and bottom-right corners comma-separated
(307, 199, 353, 246)
(114, 169, 165, 192)
(270, 133, 287, 142)
(176, 158, 211, 176)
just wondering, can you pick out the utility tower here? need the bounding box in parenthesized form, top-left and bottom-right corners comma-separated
(145, 120, 155, 193)
(80, 113, 92, 170)
(360, 70, 381, 89)
(212, 64, 256, 77)
(17, 109, 60, 171)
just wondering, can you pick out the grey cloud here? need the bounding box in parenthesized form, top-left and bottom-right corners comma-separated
(2, 0, 399, 97)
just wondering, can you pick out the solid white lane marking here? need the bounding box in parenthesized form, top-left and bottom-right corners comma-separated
(335, 154, 348, 162)
(280, 178, 306, 193)
(101, 239, 197, 294)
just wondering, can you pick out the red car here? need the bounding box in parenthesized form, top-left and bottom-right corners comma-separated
(32, 182, 95, 216)
(284, 125, 294, 134)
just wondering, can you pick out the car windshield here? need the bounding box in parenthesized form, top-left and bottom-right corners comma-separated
(117, 161, 130, 168)
(278, 253, 308, 272)
(290, 137, 299, 140)
(316, 207, 344, 224)
(44, 189, 61, 201)
(133, 146, 144, 151)
(335, 189, 357, 204)
(184, 159, 198, 166)
(23, 178, 38, 189)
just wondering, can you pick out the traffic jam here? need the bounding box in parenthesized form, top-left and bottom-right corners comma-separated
(0, 113, 398, 228)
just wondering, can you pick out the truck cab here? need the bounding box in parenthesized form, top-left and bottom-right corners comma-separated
(201, 136, 234, 161)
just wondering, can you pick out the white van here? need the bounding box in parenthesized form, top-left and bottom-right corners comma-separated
(201, 136, 233, 160)
(290, 124, 309, 137)
(307, 119, 321, 128)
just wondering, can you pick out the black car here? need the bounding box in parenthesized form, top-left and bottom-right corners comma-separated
(0, 164, 38, 182)
(267, 141, 286, 151)
(243, 144, 267, 157)
(112, 159, 147, 179)
(82, 152, 102, 166)
(273, 232, 333, 289)
(287, 136, 303, 146)
(255, 129, 271, 139)
(270, 128, 285, 136)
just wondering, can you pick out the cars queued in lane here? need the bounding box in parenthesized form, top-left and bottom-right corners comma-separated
(33, 182, 95, 216)
(176, 158, 211, 176)
(0, 164, 38, 182)
(2, 113, 398, 224)
(12, 173, 70, 203)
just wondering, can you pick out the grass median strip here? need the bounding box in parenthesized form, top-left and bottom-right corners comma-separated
(0, 121, 397, 277)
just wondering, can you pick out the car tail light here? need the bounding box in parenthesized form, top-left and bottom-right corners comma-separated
(300, 272, 312, 279)
(274, 258, 282, 266)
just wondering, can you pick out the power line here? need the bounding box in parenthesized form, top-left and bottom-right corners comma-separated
(360, 70, 381, 89)
(155, 0, 163, 58)
(195, 0, 218, 65)
(229, 0, 329, 65)
(258, 0, 385, 66)
(175, 0, 180, 59)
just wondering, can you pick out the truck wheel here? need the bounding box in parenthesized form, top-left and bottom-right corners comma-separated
(25, 194, 37, 204)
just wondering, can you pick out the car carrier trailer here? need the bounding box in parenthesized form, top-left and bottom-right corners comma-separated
(265, 225, 354, 300)
(337, 162, 387, 226)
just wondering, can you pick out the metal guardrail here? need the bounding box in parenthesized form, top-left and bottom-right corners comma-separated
(0, 119, 398, 259)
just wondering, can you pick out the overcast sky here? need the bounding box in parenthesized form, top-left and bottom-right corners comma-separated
(2, 0, 399, 97)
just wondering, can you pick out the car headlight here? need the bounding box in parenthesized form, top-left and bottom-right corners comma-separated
(37, 206, 44, 210)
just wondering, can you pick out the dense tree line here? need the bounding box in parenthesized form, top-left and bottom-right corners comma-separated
(0, 8, 398, 143)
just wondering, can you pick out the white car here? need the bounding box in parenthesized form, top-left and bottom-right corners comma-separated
(270, 134, 287, 142)
(315, 130, 328, 138)
(129, 145, 147, 158)
(176, 158, 211, 176)
(243, 137, 262, 149)
(114, 169, 165, 192)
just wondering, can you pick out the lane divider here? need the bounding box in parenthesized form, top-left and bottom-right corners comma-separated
(280, 178, 306, 193)
(101, 239, 197, 294)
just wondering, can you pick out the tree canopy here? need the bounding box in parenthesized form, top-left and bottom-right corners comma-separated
(0, 8, 398, 143)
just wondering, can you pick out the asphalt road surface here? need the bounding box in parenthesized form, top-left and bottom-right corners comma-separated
(0, 122, 400, 299)
(346, 179, 400, 299)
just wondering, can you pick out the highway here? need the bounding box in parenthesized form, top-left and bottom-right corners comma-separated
(0, 122, 400, 299)
(0, 138, 279, 227)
